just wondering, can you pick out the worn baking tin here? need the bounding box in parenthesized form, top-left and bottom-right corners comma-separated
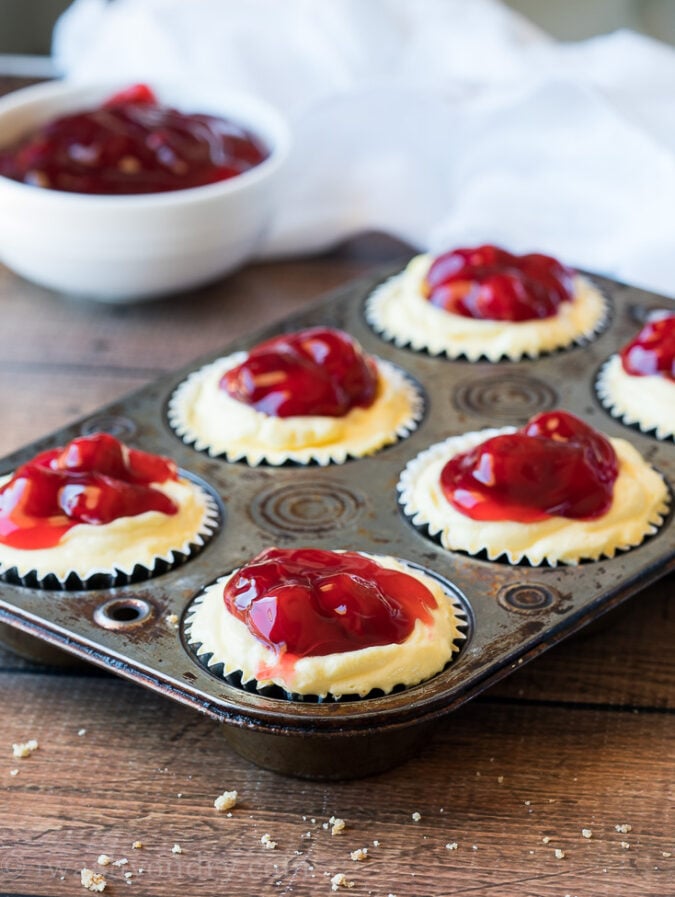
(1, 263, 673, 779)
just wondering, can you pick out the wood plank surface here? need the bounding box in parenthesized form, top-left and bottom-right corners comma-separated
(0, 78, 673, 897)
(2, 672, 673, 897)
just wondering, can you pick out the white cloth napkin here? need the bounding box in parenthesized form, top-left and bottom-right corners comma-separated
(53, 0, 675, 297)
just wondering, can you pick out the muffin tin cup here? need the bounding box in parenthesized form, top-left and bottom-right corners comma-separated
(0, 262, 673, 778)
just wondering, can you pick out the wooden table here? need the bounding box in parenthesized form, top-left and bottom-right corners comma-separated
(1, 87, 673, 897)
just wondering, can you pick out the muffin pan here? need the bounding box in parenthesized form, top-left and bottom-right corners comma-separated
(0, 261, 673, 779)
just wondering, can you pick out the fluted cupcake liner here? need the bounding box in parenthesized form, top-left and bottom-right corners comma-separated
(397, 428, 671, 567)
(596, 356, 675, 442)
(0, 482, 221, 592)
(167, 354, 425, 466)
(365, 255, 611, 362)
(183, 560, 469, 702)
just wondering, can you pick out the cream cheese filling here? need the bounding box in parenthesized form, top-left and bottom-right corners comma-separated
(186, 554, 465, 698)
(398, 428, 669, 566)
(0, 475, 216, 582)
(596, 355, 675, 440)
(366, 254, 607, 361)
(168, 354, 422, 465)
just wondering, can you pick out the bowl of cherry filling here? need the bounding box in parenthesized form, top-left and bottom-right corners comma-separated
(0, 80, 290, 301)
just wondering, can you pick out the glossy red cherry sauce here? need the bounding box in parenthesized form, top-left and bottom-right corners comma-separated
(221, 327, 379, 417)
(423, 244, 575, 321)
(0, 433, 178, 550)
(440, 411, 618, 523)
(223, 547, 438, 660)
(0, 84, 268, 195)
(619, 313, 675, 381)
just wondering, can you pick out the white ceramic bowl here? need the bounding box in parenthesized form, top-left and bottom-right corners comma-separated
(0, 80, 290, 302)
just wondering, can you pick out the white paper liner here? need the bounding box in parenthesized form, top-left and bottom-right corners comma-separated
(0, 476, 220, 590)
(398, 426, 670, 566)
(167, 354, 424, 466)
(366, 254, 609, 361)
(596, 355, 675, 441)
(184, 553, 468, 700)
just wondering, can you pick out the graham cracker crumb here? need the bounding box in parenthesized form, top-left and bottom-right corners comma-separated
(132, 841, 143, 850)
(412, 812, 421, 822)
(113, 858, 128, 867)
(171, 844, 183, 854)
(662, 852, 672, 858)
(350, 848, 368, 862)
(445, 842, 458, 850)
(497, 776, 504, 784)
(372, 840, 380, 847)
(261, 833, 277, 850)
(330, 872, 354, 890)
(554, 848, 566, 859)
(330, 817, 346, 836)
(165, 613, 179, 629)
(582, 829, 593, 839)
(12, 739, 38, 758)
(620, 841, 631, 849)
(615, 824, 632, 834)
(97, 856, 112, 866)
(81, 868, 107, 892)
(542, 836, 551, 844)
(214, 790, 238, 812)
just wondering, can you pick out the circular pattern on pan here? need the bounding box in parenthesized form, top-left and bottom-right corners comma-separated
(497, 583, 560, 614)
(453, 374, 558, 422)
(249, 481, 365, 536)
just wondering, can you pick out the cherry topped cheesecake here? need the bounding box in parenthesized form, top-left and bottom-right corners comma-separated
(169, 326, 422, 465)
(366, 245, 607, 360)
(0, 433, 217, 587)
(398, 410, 669, 565)
(185, 547, 465, 699)
(597, 312, 675, 440)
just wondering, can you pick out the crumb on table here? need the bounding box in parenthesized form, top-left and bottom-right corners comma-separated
(330, 817, 345, 836)
(330, 872, 354, 890)
(214, 790, 238, 812)
(81, 869, 107, 892)
(12, 739, 38, 758)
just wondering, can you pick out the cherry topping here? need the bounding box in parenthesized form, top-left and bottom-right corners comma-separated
(423, 245, 575, 321)
(440, 411, 618, 523)
(619, 313, 675, 381)
(223, 547, 438, 658)
(0, 84, 268, 195)
(0, 433, 178, 550)
(104, 83, 157, 107)
(221, 327, 379, 418)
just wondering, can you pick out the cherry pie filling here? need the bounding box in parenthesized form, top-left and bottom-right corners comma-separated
(422, 245, 575, 322)
(619, 314, 675, 381)
(0, 433, 178, 550)
(440, 411, 618, 523)
(0, 84, 268, 195)
(220, 327, 379, 418)
(223, 547, 438, 659)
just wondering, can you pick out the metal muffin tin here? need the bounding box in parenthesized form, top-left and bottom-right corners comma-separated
(1, 262, 673, 779)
